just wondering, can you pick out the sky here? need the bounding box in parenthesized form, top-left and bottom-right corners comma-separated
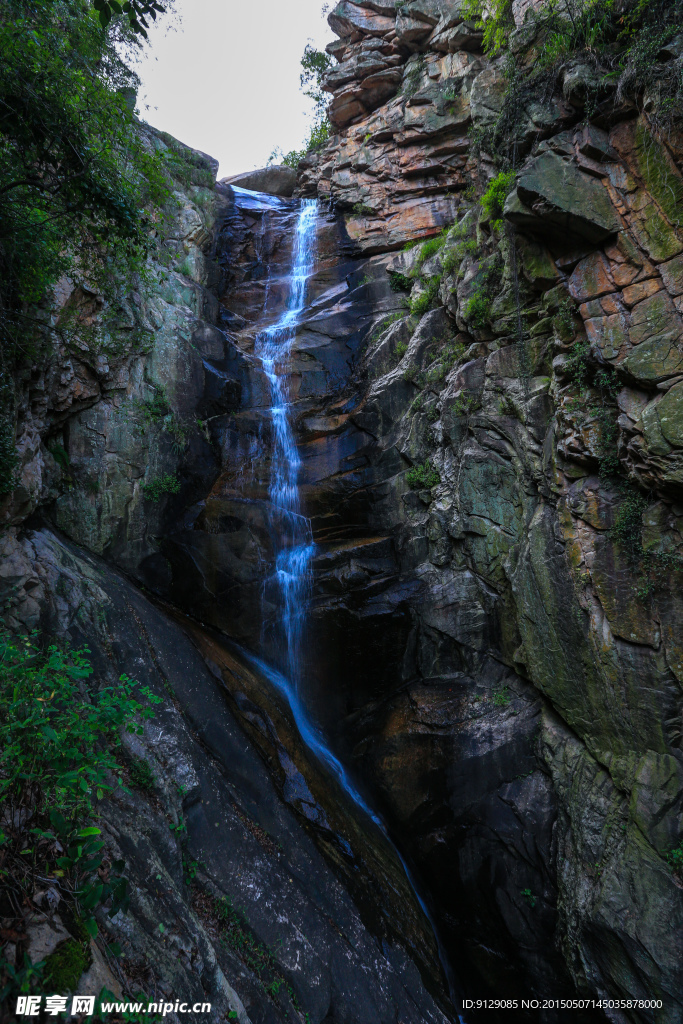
(132, 0, 333, 179)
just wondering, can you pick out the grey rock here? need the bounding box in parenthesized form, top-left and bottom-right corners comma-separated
(221, 166, 298, 197)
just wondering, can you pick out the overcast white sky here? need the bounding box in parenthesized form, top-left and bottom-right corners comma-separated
(133, 0, 333, 178)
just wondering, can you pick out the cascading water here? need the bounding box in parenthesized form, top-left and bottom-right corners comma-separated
(256, 199, 317, 685)
(251, 194, 462, 1021)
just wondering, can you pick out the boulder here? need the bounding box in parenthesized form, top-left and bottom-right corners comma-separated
(505, 149, 622, 243)
(328, 1, 395, 39)
(221, 165, 297, 197)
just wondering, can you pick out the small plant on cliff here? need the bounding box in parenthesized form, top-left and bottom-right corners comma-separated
(403, 54, 426, 98)
(300, 43, 333, 119)
(563, 342, 622, 478)
(667, 842, 683, 879)
(553, 298, 576, 340)
(452, 391, 482, 417)
(271, 44, 332, 167)
(213, 895, 298, 1009)
(463, 0, 513, 55)
(129, 754, 156, 791)
(389, 271, 412, 293)
(353, 201, 375, 217)
(480, 170, 516, 231)
(442, 238, 477, 275)
(463, 292, 492, 329)
(142, 472, 181, 502)
(406, 460, 440, 490)
(410, 276, 442, 316)
(521, 888, 537, 908)
(607, 486, 683, 597)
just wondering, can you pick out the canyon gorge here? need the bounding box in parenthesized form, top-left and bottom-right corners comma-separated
(2, 1, 683, 1022)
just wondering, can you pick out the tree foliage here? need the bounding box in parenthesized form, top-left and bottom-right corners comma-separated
(93, 0, 166, 37)
(0, 0, 171, 371)
(300, 43, 333, 118)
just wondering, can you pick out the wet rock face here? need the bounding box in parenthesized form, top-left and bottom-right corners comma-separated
(0, 527, 451, 1024)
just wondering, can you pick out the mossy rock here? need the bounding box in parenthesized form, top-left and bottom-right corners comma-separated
(44, 937, 92, 992)
(634, 123, 683, 230)
(624, 333, 683, 383)
(656, 381, 683, 447)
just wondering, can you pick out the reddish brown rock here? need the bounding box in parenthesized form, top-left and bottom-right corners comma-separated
(568, 252, 615, 301)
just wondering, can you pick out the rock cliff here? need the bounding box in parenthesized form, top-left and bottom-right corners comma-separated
(3, 2, 683, 1022)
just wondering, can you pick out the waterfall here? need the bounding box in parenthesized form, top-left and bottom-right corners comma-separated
(256, 199, 317, 687)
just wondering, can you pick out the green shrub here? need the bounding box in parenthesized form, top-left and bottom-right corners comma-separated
(406, 460, 440, 490)
(389, 271, 412, 293)
(464, 0, 683, 158)
(48, 442, 70, 471)
(553, 298, 576, 338)
(481, 170, 516, 229)
(410, 276, 442, 315)
(668, 843, 683, 876)
(463, 292, 492, 329)
(352, 201, 375, 217)
(463, 0, 513, 55)
(395, 339, 408, 360)
(611, 492, 648, 559)
(142, 473, 181, 502)
(452, 391, 482, 416)
(442, 237, 477, 274)
(0, 627, 162, 1010)
(521, 888, 537, 908)
(493, 687, 511, 707)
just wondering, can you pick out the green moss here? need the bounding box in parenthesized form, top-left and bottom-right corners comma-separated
(44, 938, 91, 992)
